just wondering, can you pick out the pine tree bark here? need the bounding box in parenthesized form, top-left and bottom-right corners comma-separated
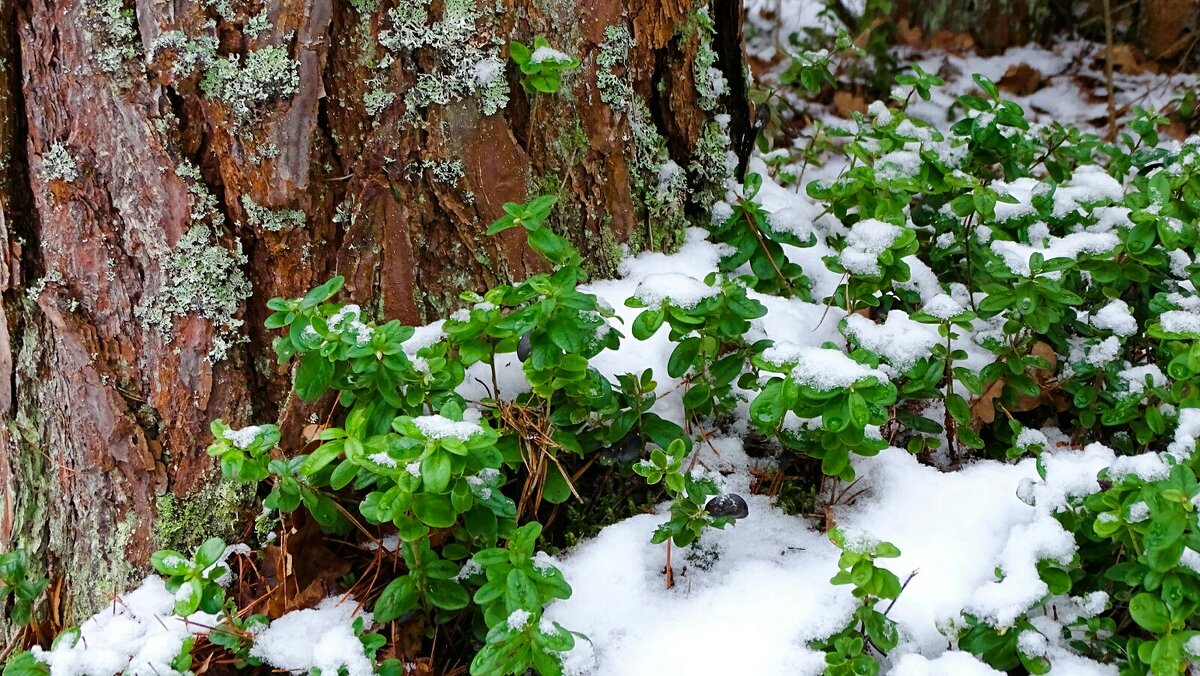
(0, 0, 747, 627)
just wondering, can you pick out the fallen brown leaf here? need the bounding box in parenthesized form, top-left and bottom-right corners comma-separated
(1106, 43, 1152, 76)
(833, 90, 868, 118)
(895, 19, 923, 47)
(998, 63, 1044, 96)
(930, 29, 975, 54)
(971, 378, 1005, 426)
(1009, 341, 1064, 413)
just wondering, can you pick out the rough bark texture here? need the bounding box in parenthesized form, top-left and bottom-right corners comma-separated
(0, 0, 746, 625)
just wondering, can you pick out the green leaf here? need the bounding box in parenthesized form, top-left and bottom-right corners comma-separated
(302, 441, 344, 476)
(2, 651, 49, 676)
(295, 354, 333, 401)
(749, 380, 788, 430)
(426, 579, 470, 611)
(541, 464, 573, 504)
(945, 393, 970, 424)
(667, 337, 701, 378)
(864, 612, 899, 653)
(194, 537, 227, 569)
(300, 276, 344, 309)
(507, 40, 532, 66)
(682, 382, 711, 411)
(374, 575, 418, 623)
(1038, 563, 1072, 596)
(1130, 593, 1171, 634)
(505, 569, 540, 613)
(173, 579, 203, 616)
(421, 451, 452, 493)
(632, 309, 665, 340)
(150, 549, 191, 576)
(1151, 634, 1186, 675)
(412, 492, 459, 528)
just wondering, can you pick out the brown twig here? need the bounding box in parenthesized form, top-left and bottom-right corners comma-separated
(1102, 0, 1117, 139)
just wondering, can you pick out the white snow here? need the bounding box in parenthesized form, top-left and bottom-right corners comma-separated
(31, 576, 221, 676)
(549, 445, 1121, 674)
(223, 425, 263, 449)
(411, 414, 484, 441)
(249, 596, 374, 676)
(839, 219, 905, 276)
(922, 294, 965, 320)
(989, 232, 1120, 277)
(1090, 299, 1136, 337)
(843, 311, 941, 370)
(763, 343, 888, 390)
(632, 272, 718, 309)
(530, 46, 572, 64)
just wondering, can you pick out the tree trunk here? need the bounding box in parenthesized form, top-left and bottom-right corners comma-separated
(0, 0, 747, 628)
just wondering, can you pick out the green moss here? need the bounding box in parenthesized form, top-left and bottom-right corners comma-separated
(154, 479, 253, 554)
(645, 160, 688, 250)
(554, 120, 588, 159)
(677, 7, 715, 40)
(587, 215, 627, 279)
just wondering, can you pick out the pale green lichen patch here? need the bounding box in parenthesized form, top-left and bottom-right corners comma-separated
(201, 45, 300, 120)
(86, 511, 141, 613)
(241, 195, 306, 232)
(350, 0, 381, 14)
(621, 99, 690, 250)
(40, 143, 79, 183)
(83, 0, 139, 74)
(685, 9, 724, 112)
(646, 160, 688, 248)
(596, 25, 634, 110)
(689, 118, 736, 208)
(628, 98, 668, 186)
(155, 479, 251, 554)
(149, 30, 218, 80)
(25, 269, 64, 302)
(407, 159, 465, 185)
(205, 0, 236, 21)
(363, 78, 396, 117)
(135, 162, 252, 362)
(244, 9, 272, 39)
(378, 1, 429, 51)
(376, 0, 509, 119)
